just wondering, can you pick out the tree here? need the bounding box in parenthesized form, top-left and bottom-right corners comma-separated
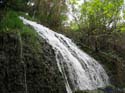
(7, 0, 29, 11)
(71, 0, 124, 51)
(32, 0, 67, 31)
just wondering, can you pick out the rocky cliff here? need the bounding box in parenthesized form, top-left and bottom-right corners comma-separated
(0, 30, 66, 93)
(0, 28, 125, 93)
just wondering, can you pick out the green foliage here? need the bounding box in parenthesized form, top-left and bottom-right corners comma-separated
(68, 0, 125, 52)
(0, 0, 124, 90)
(0, 10, 23, 31)
(117, 23, 125, 32)
(69, 0, 78, 4)
(32, 0, 67, 31)
(7, 0, 29, 11)
(21, 26, 39, 47)
(80, 0, 124, 31)
(0, 9, 39, 48)
(69, 0, 124, 33)
(70, 22, 79, 31)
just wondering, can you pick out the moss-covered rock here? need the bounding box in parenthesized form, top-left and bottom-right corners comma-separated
(0, 31, 25, 93)
(0, 28, 66, 93)
(21, 32, 66, 93)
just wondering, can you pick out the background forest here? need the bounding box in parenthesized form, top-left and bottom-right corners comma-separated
(1, 0, 125, 52)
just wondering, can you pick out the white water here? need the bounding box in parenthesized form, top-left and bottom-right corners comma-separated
(20, 17, 109, 93)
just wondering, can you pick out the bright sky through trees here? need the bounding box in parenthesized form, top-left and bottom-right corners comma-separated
(66, 0, 125, 25)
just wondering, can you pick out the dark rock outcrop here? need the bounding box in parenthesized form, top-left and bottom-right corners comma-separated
(22, 35, 66, 93)
(0, 31, 25, 93)
(0, 31, 66, 93)
(87, 51, 125, 88)
(0, 29, 124, 93)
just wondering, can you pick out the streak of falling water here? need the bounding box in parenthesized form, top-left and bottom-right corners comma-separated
(20, 17, 109, 93)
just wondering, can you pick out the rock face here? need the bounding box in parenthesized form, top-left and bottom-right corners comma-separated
(0, 31, 66, 93)
(0, 30, 124, 93)
(88, 51, 125, 88)
(0, 31, 25, 93)
(22, 36, 66, 93)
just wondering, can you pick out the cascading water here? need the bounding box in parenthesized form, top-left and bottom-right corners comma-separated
(20, 17, 109, 93)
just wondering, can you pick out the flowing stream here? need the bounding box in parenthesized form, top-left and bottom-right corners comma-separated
(20, 17, 109, 93)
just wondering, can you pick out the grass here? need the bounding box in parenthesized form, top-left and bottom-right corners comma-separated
(0, 9, 40, 49)
(21, 25, 39, 47)
(0, 10, 23, 31)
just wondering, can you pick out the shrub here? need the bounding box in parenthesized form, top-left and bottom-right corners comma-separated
(0, 10, 23, 30)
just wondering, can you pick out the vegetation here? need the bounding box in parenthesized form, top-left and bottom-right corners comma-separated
(0, 10, 23, 30)
(0, 0, 125, 92)
(28, 0, 68, 31)
(68, 0, 125, 52)
(0, 3, 66, 93)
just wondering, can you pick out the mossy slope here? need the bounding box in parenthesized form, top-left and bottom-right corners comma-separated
(0, 10, 66, 93)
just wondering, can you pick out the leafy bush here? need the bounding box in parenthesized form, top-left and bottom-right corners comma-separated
(0, 9, 39, 49)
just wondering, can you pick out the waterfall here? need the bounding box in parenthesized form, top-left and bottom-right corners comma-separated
(20, 17, 109, 93)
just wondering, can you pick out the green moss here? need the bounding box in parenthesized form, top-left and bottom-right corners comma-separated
(21, 26, 41, 52)
(0, 9, 40, 51)
(21, 26, 37, 43)
(0, 9, 66, 92)
(0, 10, 24, 31)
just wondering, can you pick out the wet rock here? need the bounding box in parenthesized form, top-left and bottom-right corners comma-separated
(0, 31, 66, 93)
(0, 31, 25, 93)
